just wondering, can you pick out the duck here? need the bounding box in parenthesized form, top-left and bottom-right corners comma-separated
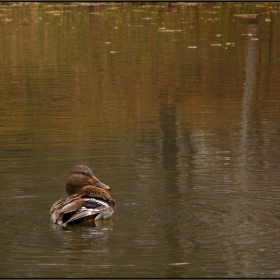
(50, 165, 116, 225)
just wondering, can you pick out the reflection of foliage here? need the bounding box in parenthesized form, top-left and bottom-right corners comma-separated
(0, 2, 279, 162)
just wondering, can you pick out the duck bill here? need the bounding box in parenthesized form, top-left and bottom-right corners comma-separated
(91, 176, 111, 191)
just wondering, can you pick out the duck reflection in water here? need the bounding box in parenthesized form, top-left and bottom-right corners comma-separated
(50, 165, 116, 225)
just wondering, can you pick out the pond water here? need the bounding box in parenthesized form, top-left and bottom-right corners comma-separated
(1, 2, 280, 278)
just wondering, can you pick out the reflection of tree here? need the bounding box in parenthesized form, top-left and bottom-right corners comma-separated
(158, 91, 181, 277)
(237, 23, 257, 187)
(159, 94, 179, 194)
(227, 22, 258, 276)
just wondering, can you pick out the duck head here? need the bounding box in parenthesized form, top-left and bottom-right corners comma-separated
(65, 165, 110, 195)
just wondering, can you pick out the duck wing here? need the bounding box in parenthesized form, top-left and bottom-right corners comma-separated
(50, 194, 82, 224)
(59, 199, 86, 214)
(50, 198, 67, 224)
(51, 196, 114, 225)
(64, 198, 112, 224)
(64, 207, 103, 224)
(50, 198, 65, 214)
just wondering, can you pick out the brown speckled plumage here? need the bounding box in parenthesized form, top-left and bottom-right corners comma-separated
(50, 165, 116, 225)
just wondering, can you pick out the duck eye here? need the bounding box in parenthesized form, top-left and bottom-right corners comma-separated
(82, 172, 86, 175)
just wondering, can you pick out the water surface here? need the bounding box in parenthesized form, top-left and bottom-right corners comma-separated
(1, 2, 280, 278)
